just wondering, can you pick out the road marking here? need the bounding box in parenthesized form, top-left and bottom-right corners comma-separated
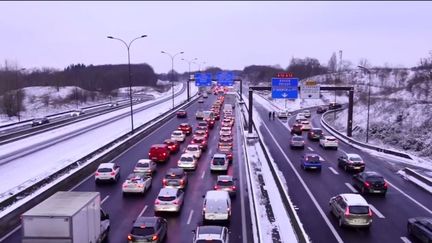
(386, 181, 432, 215)
(261, 122, 344, 243)
(101, 195, 109, 204)
(345, 183, 358, 193)
(329, 167, 339, 175)
(369, 204, 385, 218)
(0, 225, 21, 242)
(400, 237, 412, 243)
(187, 210, 194, 224)
(138, 205, 148, 217)
(307, 147, 314, 151)
(201, 170, 206, 179)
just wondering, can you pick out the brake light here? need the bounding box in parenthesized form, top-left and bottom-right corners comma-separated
(344, 207, 350, 216)
(95, 172, 100, 176)
(364, 182, 370, 188)
(127, 235, 133, 241)
(162, 179, 167, 185)
(155, 199, 160, 205)
(214, 185, 219, 190)
(231, 186, 236, 190)
(152, 235, 158, 241)
(180, 179, 184, 185)
(368, 208, 373, 217)
(110, 172, 115, 176)
(383, 181, 388, 188)
(162, 152, 166, 156)
(138, 184, 144, 188)
(202, 141, 206, 145)
(148, 152, 151, 156)
(173, 200, 179, 205)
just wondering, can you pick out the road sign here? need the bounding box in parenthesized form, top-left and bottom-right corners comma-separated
(300, 80, 320, 99)
(271, 78, 298, 99)
(217, 72, 234, 86)
(194, 73, 212, 87)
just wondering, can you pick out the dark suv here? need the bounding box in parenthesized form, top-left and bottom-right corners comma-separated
(352, 171, 388, 195)
(162, 168, 188, 189)
(127, 217, 167, 243)
(308, 128, 323, 140)
(329, 102, 342, 110)
(291, 124, 303, 135)
(32, 117, 49, 127)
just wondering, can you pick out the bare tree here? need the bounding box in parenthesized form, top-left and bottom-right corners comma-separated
(328, 52, 337, 73)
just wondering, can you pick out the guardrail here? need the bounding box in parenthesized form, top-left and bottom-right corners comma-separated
(403, 167, 432, 187)
(239, 92, 310, 243)
(0, 93, 199, 239)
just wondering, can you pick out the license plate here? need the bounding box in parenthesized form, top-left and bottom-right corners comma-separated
(372, 190, 381, 193)
(310, 166, 317, 169)
(354, 167, 361, 170)
(353, 219, 365, 224)
(152, 157, 157, 160)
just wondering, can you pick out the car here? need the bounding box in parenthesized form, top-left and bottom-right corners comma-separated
(295, 113, 306, 122)
(176, 109, 187, 118)
(178, 123, 192, 135)
(214, 175, 236, 197)
(319, 135, 338, 149)
(32, 117, 50, 127)
(300, 120, 312, 130)
(95, 162, 120, 183)
(300, 153, 322, 171)
(291, 124, 303, 135)
(210, 153, 229, 172)
(202, 190, 231, 223)
(290, 135, 305, 149)
(109, 102, 119, 107)
(219, 127, 232, 136)
(122, 173, 152, 195)
(317, 106, 328, 114)
(148, 144, 171, 162)
(194, 129, 209, 139)
(303, 110, 311, 118)
(407, 217, 432, 243)
(191, 136, 208, 151)
(329, 102, 343, 110)
(154, 188, 185, 213)
(197, 121, 209, 129)
(70, 109, 84, 117)
(329, 193, 372, 228)
(177, 153, 198, 170)
(133, 159, 157, 175)
(277, 110, 290, 118)
(196, 110, 205, 119)
(338, 153, 365, 172)
(307, 128, 323, 140)
(171, 130, 186, 142)
(162, 168, 188, 189)
(197, 125, 209, 135)
(193, 225, 230, 243)
(203, 93, 208, 98)
(203, 111, 215, 128)
(198, 98, 204, 103)
(163, 139, 180, 153)
(221, 119, 232, 127)
(217, 148, 233, 164)
(184, 144, 202, 159)
(219, 135, 233, 150)
(127, 217, 167, 243)
(352, 171, 388, 195)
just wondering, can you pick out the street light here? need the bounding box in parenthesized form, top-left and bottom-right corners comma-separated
(358, 65, 372, 143)
(161, 51, 184, 109)
(182, 57, 198, 102)
(15, 68, 25, 122)
(107, 34, 147, 133)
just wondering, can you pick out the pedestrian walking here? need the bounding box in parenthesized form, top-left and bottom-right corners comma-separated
(272, 111, 276, 120)
(268, 111, 272, 120)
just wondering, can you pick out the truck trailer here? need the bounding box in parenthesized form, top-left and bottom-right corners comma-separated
(22, 191, 110, 243)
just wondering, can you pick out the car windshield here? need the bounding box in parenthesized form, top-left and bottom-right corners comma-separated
(137, 163, 149, 168)
(213, 158, 226, 165)
(306, 156, 320, 162)
(327, 137, 336, 141)
(350, 156, 362, 161)
(292, 137, 303, 141)
(349, 206, 369, 214)
(217, 180, 233, 186)
(181, 156, 193, 162)
(131, 227, 154, 236)
(366, 176, 384, 183)
(166, 173, 182, 179)
(97, 168, 112, 173)
(187, 147, 198, 151)
(173, 131, 182, 136)
(312, 130, 322, 134)
(158, 196, 176, 201)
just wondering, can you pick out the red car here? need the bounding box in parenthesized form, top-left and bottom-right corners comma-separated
(176, 109, 187, 118)
(178, 123, 192, 135)
(207, 118, 216, 129)
(148, 144, 171, 162)
(191, 136, 208, 151)
(163, 139, 180, 153)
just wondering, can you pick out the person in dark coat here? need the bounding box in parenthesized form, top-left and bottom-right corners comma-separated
(272, 111, 276, 120)
(268, 111, 272, 120)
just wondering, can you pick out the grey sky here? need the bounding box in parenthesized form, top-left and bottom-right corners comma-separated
(1, 1, 431, 73)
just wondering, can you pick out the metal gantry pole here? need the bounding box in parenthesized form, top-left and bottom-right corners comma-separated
(162, 51, 184, 109)
(366, 72, 371, 143)
(248, 89, 253, 133)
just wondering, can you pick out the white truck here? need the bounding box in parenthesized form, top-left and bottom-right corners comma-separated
(223, 91, 237, 113)
(22, 191, 110, 243)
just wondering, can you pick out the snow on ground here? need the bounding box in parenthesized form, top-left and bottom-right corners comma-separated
(0, 82, 197, 199)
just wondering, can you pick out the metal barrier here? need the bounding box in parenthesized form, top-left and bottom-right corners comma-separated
(404, 167, 432, 187)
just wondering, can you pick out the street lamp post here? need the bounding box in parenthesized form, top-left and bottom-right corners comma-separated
(107, 35, 147, 133)
(161, 51, 184, 109)
(358, 65, 372, 143)
(181, 57, 197, 102)
(15, 68, 25, 122)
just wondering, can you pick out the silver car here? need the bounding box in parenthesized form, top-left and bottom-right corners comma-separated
(133, 159, 156, 175)
(290, 136, 305, 149)
(154, 188, 184, 213)
(329, 193, 372, 228)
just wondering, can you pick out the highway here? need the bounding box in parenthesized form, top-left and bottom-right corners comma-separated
(2, 94, 253, 243)
(252, 98, 432, 243)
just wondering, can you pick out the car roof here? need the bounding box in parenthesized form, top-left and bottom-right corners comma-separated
(304, 153, 319, 157)
(181, 153, 195, 158)
(346, 153, 361, 158)
(340, 193, 369, 206)
(196, 225, 224, 238)
(137, 159, 152, 164)
(213, 153, 227, 158)
(158, 187, 179, 197)
(98, 163, 115, 169)
(311, 128, 322, 131)
(179, 123, 190, 126)
(166, 167, 184, 175)
(134, 217, 158, 227)
(362, 171, 383, 177)
(206, 190, 230, 199)
(324, 135, 336, 139)
(127, 173, 145, 179)
(217, 175, 233, 181)
(187, 144, 200, 148)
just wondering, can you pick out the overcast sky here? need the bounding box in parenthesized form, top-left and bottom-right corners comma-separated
(1, 1, 432, 73)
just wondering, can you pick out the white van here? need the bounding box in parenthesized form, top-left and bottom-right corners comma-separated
(202, 190, 231, 223)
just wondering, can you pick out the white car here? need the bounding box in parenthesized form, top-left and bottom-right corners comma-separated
(278, 110, 290, 118)
(171, 130, 186, 142)
(219, 127, 232, 136)
(177, 153, 198, 170)
(185, 144, 202, 159)
(196, 110, 205, 119)
(95, 163, 120, 183)
(70, 109, 84, 117)
(296, 113, 306, 121)
(133, 159, 156, 175)
(154, 188, 185, 213)
(303, 110, 311, 118)
(301, 120, 312, 130)
(210, 153, 229, 172)
(319, 135, 339, 149)
(193, 226, 230, 243)
(122, 173, 152, 195)
(202, 190, 231, 223)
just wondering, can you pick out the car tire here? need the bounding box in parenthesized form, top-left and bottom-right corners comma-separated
(338, 217, 344, 228)
(344, 165, 348, 172)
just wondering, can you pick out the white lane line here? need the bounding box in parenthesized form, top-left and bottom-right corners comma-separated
(201, 170, 206, 179)
(187, 210, 194, 225)
(138, 205, 148, 217)
(307, 147, 314, 151)
(101, 195, 109, 204)
(0, 225, 21, 242)
(369, 204, 385, 218)
(345, 183, 358, 193)
(261, 122, 344, 243)
(329, 167, 339, 175)
(386, 181, 432, 215)
(400, 236, 412, 243)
